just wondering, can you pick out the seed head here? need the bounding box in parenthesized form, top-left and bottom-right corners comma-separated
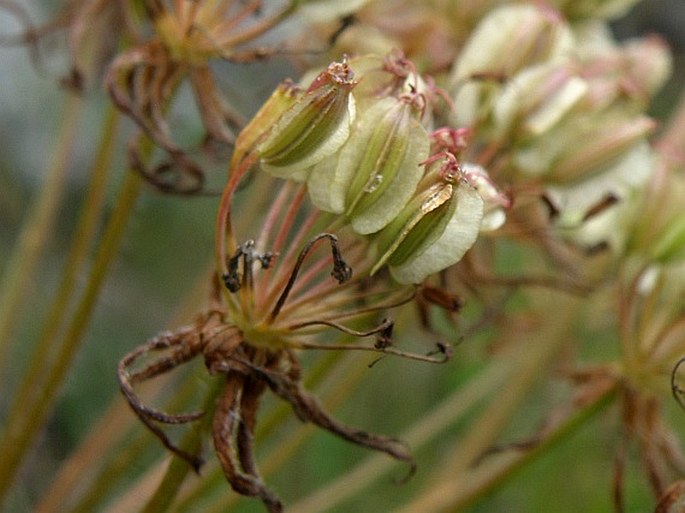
(308, 95, 430, 234)
(257, 59, 358, 179)
(370, 154, 484, 284)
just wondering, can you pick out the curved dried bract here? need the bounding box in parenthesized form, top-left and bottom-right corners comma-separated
(117, 323, 208, 471)
(106, 43, 184, 152)
(212, 371, 282, 513)
(107, 43, 210, 194)
(126, 134, 207, 195)
(118, 233, 437, 511)
(118, 328, 206, 423)
(236, 349, 416, 473)
(0, 0, 52, 71)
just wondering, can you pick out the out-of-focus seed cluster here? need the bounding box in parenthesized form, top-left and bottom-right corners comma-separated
(234, 0, 674, 285)
(443, 4, 670, 252)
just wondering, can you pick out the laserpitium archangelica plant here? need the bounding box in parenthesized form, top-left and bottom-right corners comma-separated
(1, 1, 685, 513)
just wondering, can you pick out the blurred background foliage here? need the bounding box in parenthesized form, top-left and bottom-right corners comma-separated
(1, 1, 685, 512)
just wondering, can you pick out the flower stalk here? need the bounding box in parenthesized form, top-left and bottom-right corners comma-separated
(0, 92, 83, 379)
(0, 147, 145, 502)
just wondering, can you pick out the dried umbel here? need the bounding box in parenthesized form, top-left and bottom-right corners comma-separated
(119, 210, 450, 512)
(117, 50, 505, 511)
(118, 276, 419, 513)
(104, 0, 300, 193)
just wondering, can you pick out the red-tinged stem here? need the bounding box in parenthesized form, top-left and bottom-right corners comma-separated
(256, 180, 296, 253)
(281, 286, 415, 327)
(271, 184, 308, 255)
(215, 152, 259, 279)
(258, 201, 323, 315)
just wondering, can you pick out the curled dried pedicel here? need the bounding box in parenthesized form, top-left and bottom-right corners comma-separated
(370, 157, 484, 284)
(257, 59, 357, 180)
(308, 95, 429, 234)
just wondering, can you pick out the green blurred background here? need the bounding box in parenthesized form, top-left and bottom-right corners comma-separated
(1, 1, 684, 512)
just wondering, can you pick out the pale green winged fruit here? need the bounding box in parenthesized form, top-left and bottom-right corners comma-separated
(257, 59, 357, 181)
(544, 139, 654, 252)
(232, 80, 302, 165)
(572, 23, 672, 111)
(370, 154, 484, 284)
(461, 162, 511, 232)
(449, 3, 574, 127)
(308, 93, 430, 234)
(632, 166, 685, 305)
(492, 62, 588, 141)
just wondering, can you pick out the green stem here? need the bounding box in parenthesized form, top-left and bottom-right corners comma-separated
(51, 427, 150, 513)
(0, 158, 144, 502)
(0, 92, 83, 375)
(291, 292, 582, 513)
(40, 369, 203, 513)
(4, 105, 119, 432)
(445, 384, 617, 512)
(289, 340, 516, 513)
(396, 293, 582, 513)
(36, 104, 120, 358)
(38, 270, 224, 513)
